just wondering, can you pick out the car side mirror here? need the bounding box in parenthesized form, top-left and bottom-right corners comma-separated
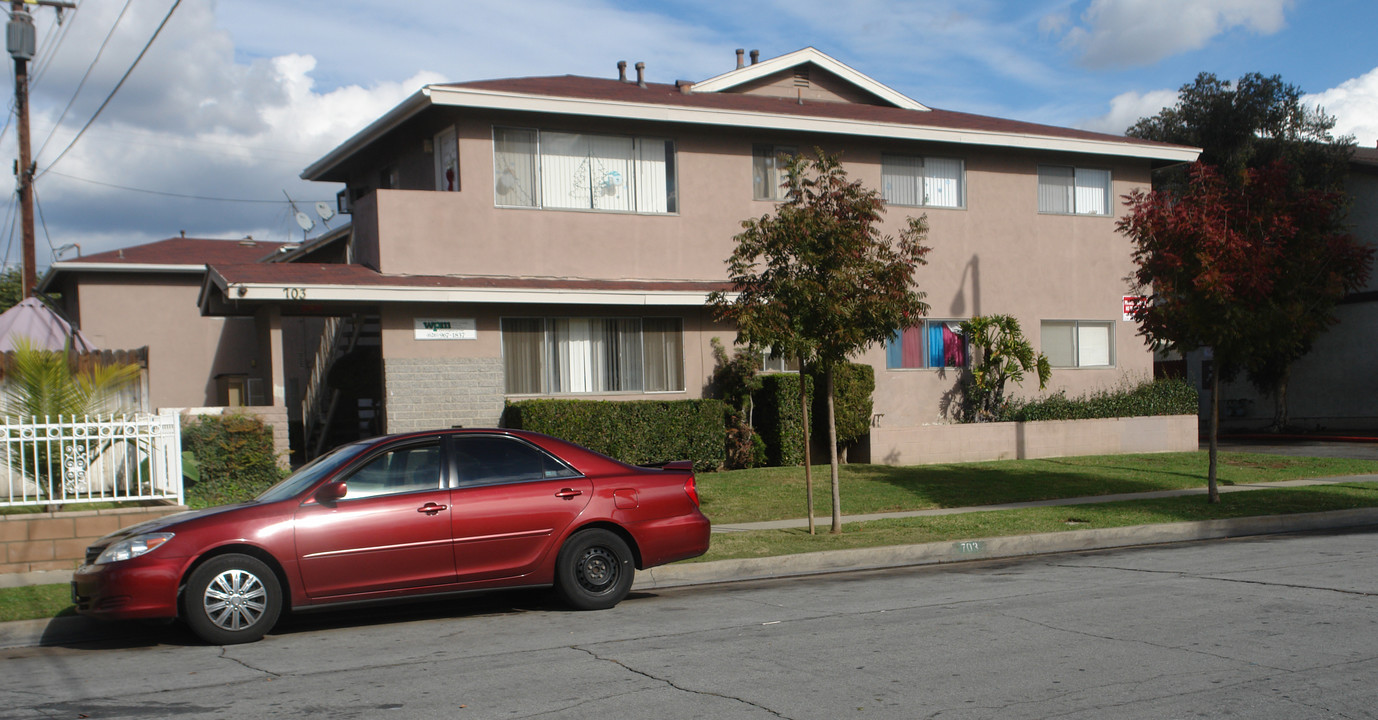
(315, 482, 347, 504)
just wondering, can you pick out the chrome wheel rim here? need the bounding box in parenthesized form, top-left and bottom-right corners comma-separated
(202, 569, 268, 631)
(576, 547, 619, 594)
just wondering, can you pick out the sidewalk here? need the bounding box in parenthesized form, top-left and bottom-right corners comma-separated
(4, 474, 1378, 649)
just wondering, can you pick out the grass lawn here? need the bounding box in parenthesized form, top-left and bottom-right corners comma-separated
(2, 450, 1375, 625)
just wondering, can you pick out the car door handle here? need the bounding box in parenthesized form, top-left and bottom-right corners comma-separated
(417, 502, 447, 515)
(554, 488, 583, 499)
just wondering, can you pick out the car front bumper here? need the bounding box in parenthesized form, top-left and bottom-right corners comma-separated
(71, 557, 186, 621)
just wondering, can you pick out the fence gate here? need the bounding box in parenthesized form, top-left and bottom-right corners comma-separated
(0, 412, 183, 507)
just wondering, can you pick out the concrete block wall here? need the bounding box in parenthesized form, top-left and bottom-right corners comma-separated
(1, 505, 187, 576)
(384, 357, 506, 433)
(869, 415, 1200, 466)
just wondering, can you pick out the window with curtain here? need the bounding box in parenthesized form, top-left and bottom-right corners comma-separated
(886, 320, 968, 369)
(1041, 320, 1114, 367)
(753, 144, 798, 200)
(493, 128, 677, 213)
(500, 317, 685, 394)
(881, 155, 965, 208)
(1037, 165, 1111, 215)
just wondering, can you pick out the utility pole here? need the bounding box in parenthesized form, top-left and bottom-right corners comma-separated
(7, 0, 75, 298)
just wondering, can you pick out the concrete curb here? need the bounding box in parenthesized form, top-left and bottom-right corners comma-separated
(633, 507, 1378, 590)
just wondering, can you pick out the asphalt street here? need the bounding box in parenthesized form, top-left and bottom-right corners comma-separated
(2, 526, 1375, 719)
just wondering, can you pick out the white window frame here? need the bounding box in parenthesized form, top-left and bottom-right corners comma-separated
(759, 346, 800, 373)
(881, 155, 966, 209)
(1041, 320, 1115, 368)
(492, 127, 677, 214)
(1037, 165, 1112, 216)
(500, 316, 686, 395)
(753, 144, 798, 201)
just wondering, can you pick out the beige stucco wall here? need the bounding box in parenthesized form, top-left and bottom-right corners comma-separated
(870, 415, 1199, 466)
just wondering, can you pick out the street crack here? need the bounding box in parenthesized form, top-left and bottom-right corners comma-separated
(572, 645, 793, 718)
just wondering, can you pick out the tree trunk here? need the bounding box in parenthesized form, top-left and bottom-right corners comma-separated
(799, 352, 814, 535)
(1208, 369, 1220, 504)
(1270, 369, 1290, 432)
(827, 367, 842, 534)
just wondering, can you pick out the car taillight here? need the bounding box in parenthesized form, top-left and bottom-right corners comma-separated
(683, 476, 701, 507)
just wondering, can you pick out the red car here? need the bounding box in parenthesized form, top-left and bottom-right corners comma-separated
(72, 429, 711, 644)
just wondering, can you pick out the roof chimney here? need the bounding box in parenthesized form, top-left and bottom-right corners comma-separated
(635, 61, 646, 88)
(750, 49, 760, 65)
(676, 79, 694, 94)
(736, 48, 745, 69)
(617, 60, 627, 82)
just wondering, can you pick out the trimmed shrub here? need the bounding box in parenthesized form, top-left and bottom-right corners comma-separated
(502, 399, 726, 472)
(181, 413, 285, 508)
(753, 373, 815, 467)
(812, 362, 874, 452)
(1002, 378, 1199, 422)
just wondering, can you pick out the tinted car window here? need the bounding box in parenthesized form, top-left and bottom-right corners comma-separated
(343, 442, 442, 499)
(451, 435, 579, 487)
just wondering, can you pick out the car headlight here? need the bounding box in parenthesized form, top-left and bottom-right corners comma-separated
(95, 533, 175, 564)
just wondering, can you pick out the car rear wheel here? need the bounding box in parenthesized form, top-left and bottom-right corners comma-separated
(183, 554, 282, 645)
(555, 529, 634, 610)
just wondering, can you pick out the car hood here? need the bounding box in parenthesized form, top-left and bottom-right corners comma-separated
(96, 502, 258, 544)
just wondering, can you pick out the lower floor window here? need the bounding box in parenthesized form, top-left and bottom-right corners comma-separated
(501, 317, 684, 394)
(887, 320, 967, 369)
(1042, 320, 1114, 367)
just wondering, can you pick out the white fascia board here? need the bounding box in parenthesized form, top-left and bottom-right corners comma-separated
(693, 47, 930, 112)
(302, 89, 433, 181)
(425, 87, 1200, 163)
(49, 261, 205, 274)
(222, 281, 726, 307)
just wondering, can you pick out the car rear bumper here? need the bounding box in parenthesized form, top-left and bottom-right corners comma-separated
(632, 512, 711, 568)
(71, 558, 184, 621)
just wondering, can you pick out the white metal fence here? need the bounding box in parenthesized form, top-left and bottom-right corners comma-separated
(0, 413, 183, 507)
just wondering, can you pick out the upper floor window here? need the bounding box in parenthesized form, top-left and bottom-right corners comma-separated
(887, 320, 968, 369)
(1038, 165, 1111, 215)
(493, 128, 677, 213)
(1042, 320, 1114, 367)
(753, 144, 798, 201)
(501, 317, 685, 395)
(882, 155, 965, 209)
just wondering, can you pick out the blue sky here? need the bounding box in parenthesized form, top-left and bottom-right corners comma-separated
(5, 0, 1377, 266)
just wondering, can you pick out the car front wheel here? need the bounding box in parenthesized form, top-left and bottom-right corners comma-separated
(183, 554, 282, 645)
(555, 529, 634, 610)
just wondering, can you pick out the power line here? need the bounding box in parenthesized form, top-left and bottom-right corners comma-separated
(29, 0, 80, 89)
(36, 0, 181, 180)
(35, 0, 127, 159)
(44, 170, 330, 205)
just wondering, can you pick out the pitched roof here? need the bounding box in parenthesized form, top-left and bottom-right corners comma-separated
(37, 237, 291, 293)
(304, 48, 1199, 181)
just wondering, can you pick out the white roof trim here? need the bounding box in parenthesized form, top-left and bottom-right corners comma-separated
(214, 279, 723, 307)
(692, 47, 930, 112)
(302, 88, 433, 180)
(419, 86, 1198, 162)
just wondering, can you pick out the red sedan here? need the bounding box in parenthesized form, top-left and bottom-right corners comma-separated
(72, 429, 711, 644)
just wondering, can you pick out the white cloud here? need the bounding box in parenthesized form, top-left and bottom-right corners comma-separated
(1306, 67, 1378, 148)
(1062, 0, 1292, 67)
(1078, 88, 1180, 135)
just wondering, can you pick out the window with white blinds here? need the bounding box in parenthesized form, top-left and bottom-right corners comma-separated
(1037, 165, 1111, 215)
(493, 128, 677, 213)
(881, 155, 965, 208)
(1041, 320, 1114, 367)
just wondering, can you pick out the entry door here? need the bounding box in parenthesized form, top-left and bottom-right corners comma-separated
(296, 440, 455, 598)
(447, 435, 592, 582)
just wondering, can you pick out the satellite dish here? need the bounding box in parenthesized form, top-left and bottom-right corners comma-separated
(316, 202, 335, 222)
(295, 211, 314, 232)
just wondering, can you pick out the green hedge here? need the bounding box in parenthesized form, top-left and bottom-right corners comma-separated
(753, 373, 815, 467)
(502, 399, 726, 472)
(1002, 378, 1199, 422)
(181, 413, 285, 508)
(812, 362, 874, 450)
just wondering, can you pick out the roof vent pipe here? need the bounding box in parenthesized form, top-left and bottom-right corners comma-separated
(635, 62, 646, 88)
(617, 60, 627, 82)
(736, 48, 744, 69)
(750, 49, 759, 65)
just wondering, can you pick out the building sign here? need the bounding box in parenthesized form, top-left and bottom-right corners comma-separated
(1122, 296, 1147, 322)
(414, 318, 476, 340)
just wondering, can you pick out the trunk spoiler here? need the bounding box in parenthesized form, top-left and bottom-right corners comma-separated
(646, 460, 693, 472)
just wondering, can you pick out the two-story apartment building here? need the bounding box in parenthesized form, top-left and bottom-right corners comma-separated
(188, 47, 1196, 461)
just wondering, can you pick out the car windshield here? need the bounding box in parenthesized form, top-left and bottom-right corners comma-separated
(255, 440, 370, 503)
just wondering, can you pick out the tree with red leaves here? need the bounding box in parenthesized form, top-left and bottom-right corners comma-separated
(1118, 162, 1372, 501)
(710, 150, 931, 533)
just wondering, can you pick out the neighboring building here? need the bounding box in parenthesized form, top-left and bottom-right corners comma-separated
(88, 48, 1203, 461)
(1193, 147, 1378, 432)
